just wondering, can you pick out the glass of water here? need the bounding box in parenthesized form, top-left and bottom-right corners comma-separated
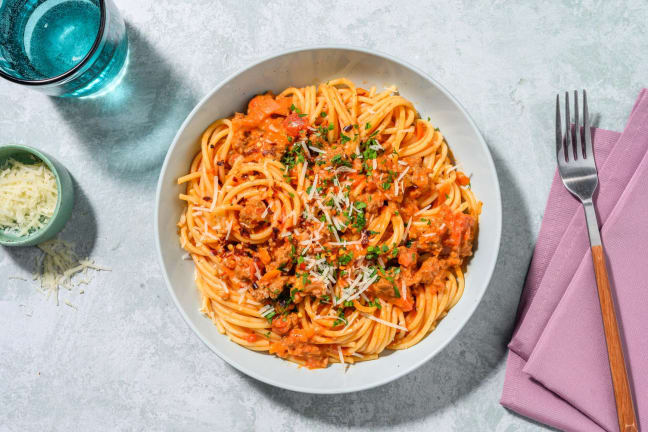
(0, 0, 128, 98)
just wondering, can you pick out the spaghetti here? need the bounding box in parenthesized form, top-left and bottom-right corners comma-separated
(177, 79, 481, 368)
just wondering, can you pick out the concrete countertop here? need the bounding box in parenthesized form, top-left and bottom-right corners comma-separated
(2, 1, 646, 430)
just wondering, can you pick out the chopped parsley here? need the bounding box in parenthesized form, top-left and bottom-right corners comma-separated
(368, 298, 382, 309)
(331, 154, 352, 167)
(332, 308, 347, 326)
(338, 252, 353, 266)
(366, 245, 380, 260)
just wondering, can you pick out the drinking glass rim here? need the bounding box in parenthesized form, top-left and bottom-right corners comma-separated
(0, 0, 107, 86)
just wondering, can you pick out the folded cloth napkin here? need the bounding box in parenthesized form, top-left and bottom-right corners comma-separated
(510, 89, 648, 359)
(525, 133, 648, 430)
(501, 89, 648, 432)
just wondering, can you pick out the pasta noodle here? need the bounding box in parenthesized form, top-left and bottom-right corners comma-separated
(176, 79, 481, 368)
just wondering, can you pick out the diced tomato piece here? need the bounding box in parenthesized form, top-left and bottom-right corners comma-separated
(248, 95, 281, 118)
(398, 246, 417, 268)
(283, 113, 309, 137)
(246, 333, 258, 342)
(391, 296, 414, 312)
(415, 121, 426, 139)
(456, 172, 471, 186)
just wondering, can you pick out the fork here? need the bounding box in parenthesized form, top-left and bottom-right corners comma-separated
(556, 90, 638, 432)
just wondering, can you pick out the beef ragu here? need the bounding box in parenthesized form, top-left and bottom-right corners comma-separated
(177, 79, 481, 368)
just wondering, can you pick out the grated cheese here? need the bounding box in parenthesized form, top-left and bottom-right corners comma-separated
(402, 279, 407, 301)
(253, 262, 262, 280)
(210, 176, 219, 211)
(403, 216, 413, 241)
(299, 141, 311, 158)
(414, 205, 431, 216)
(259, 305, 275, 318)
(308, 174, 319, 200)
(33, 238, 110, 306)
(308, 146, 325, 154)
(362, 313, 408, 331)
(0, 158, 58, 237)
(225, 220, 233, 240)
(396, 166, 410, 183)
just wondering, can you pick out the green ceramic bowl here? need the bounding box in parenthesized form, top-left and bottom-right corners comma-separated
(0, 145, 74, 247)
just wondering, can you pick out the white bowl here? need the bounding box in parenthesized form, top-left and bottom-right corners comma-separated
(155, 47, 502, 394)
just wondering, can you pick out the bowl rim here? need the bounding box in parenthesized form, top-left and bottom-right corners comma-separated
(154, 45, 502, 394)
(0, 144, 64, 246)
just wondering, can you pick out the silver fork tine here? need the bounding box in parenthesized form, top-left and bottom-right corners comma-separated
(583, 90, 593, 160)
(564, 91, 572, 161)
(556, 94, 564, 162)
(574, 90, 582, 160)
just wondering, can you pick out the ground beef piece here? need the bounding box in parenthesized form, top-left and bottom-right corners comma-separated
(397, 245, 417, 268)
(251, 274, 289, 301)
(271, 313, 299, 336)
(222, 251, 254, 282)
(299, 280, 327, 297)
(455, 213, 476, 257)
(353, 192, 383, 214)
(239, 196, 267, 230)
(441, 213, 476, 258)
(368, 277, 397, 299)
(269, 328, 328, 369)
(267, 241, 293, 270)
(415, 257, 441, 285)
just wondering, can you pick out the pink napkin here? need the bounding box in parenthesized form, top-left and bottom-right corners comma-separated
(525, 139, 648, 430)
(501, 89, 648, 432)
(510, 89, 648, 359)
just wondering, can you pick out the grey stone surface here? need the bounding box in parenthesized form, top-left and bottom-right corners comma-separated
(1, 0, 646, 430)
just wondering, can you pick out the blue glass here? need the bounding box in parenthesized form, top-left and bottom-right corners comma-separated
(0, 0, 128, 97)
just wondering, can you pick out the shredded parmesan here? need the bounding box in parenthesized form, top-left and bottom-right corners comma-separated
(259, 305, 275, 318)
(225, 220, 233, 240)
(402, 279, 407, 300)
(396, 166, 410, 183)
(309, 146, 326, 154)
(253, 262, 262, 280)
(414, 205, 431, 216)
(403, 216, 413, 241)
(32, 239, 110, 306)
(308, 174, 319, 200)
(210, 176, 219, 211)
(0, 158, 57, 237)
(299, 141, 311, 158)
(338, 346, 345, 364)
(362, 313, 408, 331)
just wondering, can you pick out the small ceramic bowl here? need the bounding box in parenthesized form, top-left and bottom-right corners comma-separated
(0, 145, 74, 247)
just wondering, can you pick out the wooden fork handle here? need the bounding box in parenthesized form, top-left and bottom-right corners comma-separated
(591, 245, 638, 432)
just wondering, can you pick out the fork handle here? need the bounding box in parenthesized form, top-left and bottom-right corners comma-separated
(584, 202, 638, 432)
